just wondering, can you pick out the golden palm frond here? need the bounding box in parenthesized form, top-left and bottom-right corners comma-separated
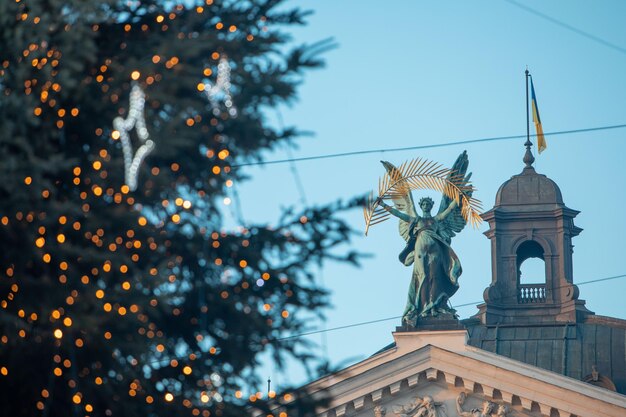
(363, 157, 483, 234)
(363, 192, 390, 236)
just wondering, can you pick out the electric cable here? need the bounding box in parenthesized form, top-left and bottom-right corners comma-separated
(504, 0, 626, 56)
(275, 272, 626, 341)
(230, 123, 626, 169)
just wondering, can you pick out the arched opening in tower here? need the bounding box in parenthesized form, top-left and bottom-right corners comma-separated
(516, 240, 546, 303)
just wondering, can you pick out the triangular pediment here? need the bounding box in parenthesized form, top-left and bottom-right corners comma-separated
(303, 330, 626, 417)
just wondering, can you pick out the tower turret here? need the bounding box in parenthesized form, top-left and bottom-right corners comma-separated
(475, 146, 592, 325)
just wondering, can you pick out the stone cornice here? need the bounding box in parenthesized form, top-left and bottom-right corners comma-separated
(481, 206, 581, 223)
(307, 338, 626, 417)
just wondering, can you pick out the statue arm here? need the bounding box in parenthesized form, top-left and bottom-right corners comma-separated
(456, 393, 471, 417)
(456, 403, 471, 417)
(435, 198, 458, 221)
(379, 199, 414, 223)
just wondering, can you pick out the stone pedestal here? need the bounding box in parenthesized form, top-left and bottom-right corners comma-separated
(396, 313, 465, 332)
(392, 328, 468, 353)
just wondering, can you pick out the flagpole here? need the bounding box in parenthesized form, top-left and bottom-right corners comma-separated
(525, 69, 530, 144)
(523, 68, 535, 168)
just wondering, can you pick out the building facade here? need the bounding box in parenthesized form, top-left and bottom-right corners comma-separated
(298, 150, 626, 417)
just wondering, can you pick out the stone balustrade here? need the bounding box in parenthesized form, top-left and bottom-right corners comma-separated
(518, 284, 547, 303)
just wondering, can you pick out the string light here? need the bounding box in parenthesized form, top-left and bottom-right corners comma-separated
(112, 82, 155, 191)
(204, 57, 237, 117)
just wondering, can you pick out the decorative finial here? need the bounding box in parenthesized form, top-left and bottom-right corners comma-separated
(523, 137, 535, 168)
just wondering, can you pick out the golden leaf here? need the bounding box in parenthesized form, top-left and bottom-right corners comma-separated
(363, 156, 483, 234)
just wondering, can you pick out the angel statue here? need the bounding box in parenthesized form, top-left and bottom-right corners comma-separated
(392, 394, 449, 417)
(363, 151, 481, 326)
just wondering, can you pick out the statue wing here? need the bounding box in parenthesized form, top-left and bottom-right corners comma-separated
(436, 151, 472, 245)
(381, 160, 417, 242)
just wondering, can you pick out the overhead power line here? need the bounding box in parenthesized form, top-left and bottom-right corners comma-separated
(504, 0, 626, 56)
(231, 123, 626, 169)
(277, 315, 402, 341)
(276, 272, 626, 341)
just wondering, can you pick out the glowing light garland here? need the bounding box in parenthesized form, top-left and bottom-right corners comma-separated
(113, 83, 155, 191)
(205, 57, 237, 117)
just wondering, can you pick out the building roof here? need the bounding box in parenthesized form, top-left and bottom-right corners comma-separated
(464, 315, 626, 395)
(371, 315, 626, 396)
(304, 329, 626, 417)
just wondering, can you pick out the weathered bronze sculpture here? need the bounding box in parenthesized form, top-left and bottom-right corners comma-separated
(363, 151, 480, 326)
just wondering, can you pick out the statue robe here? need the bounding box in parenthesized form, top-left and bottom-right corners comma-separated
(401, 216, 461, 322)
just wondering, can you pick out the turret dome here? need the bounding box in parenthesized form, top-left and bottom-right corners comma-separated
(494, 166, 564, 208)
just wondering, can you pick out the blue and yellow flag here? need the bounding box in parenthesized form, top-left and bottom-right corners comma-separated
(530, 78, 546, 153)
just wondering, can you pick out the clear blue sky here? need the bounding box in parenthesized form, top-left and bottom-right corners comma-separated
(232, 0, 626, 387)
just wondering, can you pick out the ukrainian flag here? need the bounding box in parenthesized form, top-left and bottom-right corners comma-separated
(530, 78, 546, 153)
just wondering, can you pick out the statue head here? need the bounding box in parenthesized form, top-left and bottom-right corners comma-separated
(419, 197, 434, 214)
(481, 401, 495, 414)
(373, 405, 386, 417)
(496, 404, 508, 416)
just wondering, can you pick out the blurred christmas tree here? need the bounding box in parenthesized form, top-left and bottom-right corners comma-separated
(0, 1, 359, 416)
